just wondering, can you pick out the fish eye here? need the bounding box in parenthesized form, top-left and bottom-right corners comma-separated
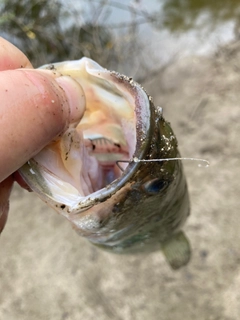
(142, 178, 168, 195)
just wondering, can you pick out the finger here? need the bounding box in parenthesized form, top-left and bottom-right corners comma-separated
(13, 171, 32, 192)
(0, 176, 14, 234)
(0, 37, 33, 70)
(0, 69, 85, 182)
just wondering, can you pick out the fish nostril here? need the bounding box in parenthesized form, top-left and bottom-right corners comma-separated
(142, 178, 168, 195)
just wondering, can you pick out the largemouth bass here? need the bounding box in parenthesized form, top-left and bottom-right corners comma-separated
(19, 58, 191, 269)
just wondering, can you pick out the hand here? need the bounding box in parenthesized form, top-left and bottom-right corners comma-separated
(0, 37, 85, 233)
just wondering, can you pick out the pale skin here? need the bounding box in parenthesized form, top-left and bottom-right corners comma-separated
(0, 37, 85, 233)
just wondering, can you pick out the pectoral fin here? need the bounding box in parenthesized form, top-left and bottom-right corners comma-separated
(161, 231, 191, 270)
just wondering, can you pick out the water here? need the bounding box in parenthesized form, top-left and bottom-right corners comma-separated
(63, 0, 240, 61)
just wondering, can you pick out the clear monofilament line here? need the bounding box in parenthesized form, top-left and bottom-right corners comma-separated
(132, 157, 210, 167)
(116, 157, 210, 171)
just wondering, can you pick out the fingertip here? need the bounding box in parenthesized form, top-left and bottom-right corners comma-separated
(20, 69, 86, 131)
(55, 75, 86, 126)
(13, 171, 32, 192)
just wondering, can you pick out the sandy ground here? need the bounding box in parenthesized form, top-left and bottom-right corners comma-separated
(1, 40, 240, 320)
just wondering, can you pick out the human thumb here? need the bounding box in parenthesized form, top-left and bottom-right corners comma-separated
(0, 68, 85, 182)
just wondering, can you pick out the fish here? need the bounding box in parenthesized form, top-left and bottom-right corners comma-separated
(19, 58, 191, 269)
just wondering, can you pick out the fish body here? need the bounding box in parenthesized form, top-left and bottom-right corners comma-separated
(19, 58, 190, 269)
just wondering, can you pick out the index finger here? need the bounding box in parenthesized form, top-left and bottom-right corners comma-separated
(0, 37, 33, 71)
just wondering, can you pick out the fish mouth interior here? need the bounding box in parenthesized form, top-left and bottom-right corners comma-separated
(32, 60, 149, 206)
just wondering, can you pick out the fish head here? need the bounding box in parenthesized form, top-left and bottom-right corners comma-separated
(19, 58, 190, 264)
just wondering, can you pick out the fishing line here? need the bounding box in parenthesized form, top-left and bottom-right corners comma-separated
(116, 157, 210, 172)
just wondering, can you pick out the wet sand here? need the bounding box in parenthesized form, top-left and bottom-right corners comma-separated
(1, 40, 240, 320)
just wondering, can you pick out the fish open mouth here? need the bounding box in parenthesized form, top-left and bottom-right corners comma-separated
(18, 58, 191, 262)
(21, 58, 150, 207)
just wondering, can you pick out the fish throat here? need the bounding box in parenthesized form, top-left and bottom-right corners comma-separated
(83, 136, 129, 186)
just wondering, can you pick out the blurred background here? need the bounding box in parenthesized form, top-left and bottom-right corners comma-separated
(1, 0, 240, 76)
(1, 0, 240, 319)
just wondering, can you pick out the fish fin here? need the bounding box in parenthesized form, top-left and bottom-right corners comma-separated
(161, 231, 191, 270)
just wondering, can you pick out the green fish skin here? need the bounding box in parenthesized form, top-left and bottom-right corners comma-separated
(86, 103, 191, 269)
